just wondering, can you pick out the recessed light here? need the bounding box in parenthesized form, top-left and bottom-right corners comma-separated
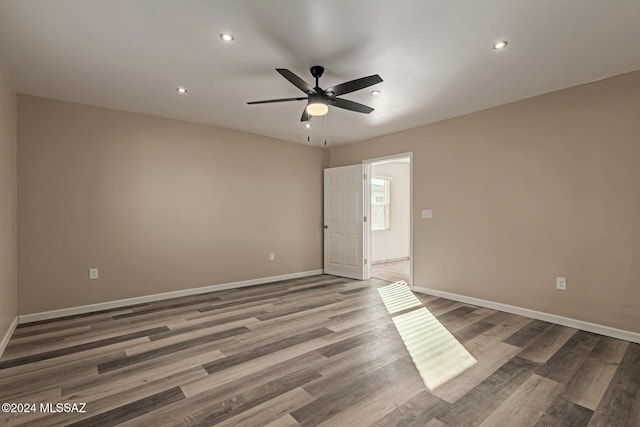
(370, 90, 381, 96)
(219, 33, 234, 42)
(176, 87, 187, 94)
(493, 40, 508, 50)
(305, 122, 311, 129)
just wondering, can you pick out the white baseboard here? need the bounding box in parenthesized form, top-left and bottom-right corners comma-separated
(0, 316, 19, 358)
(19, 269, 324, 324)
(413, 286, 640, 344)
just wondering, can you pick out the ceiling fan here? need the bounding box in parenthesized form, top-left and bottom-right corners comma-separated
(247, 66, 383, 121)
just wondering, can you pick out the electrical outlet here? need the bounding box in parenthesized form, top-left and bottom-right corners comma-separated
(556, 277, 567, 291)
(89, 268, 99, 280)
(269, 252, 275, 261)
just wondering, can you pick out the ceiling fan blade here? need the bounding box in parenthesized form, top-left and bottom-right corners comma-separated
(300, 107, 310, 122)
(247, 97, 307, 105)
(325, 74, 383, 97)
(276, 69, 316, 95)
(329, 98, 374, 114)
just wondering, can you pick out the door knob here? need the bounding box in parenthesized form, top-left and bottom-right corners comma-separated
(324, 225, 328, 229)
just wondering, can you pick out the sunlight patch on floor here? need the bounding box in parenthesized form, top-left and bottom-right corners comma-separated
(377, 281, 477, 390)
(376, 281, 423, 314)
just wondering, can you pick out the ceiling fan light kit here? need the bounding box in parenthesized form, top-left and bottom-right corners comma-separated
(248, 65, 382, 122)
(306, 103, 328, 116)
(306, 93, 329, 116)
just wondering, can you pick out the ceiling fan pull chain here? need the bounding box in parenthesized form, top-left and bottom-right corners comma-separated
(324, 114, 327, 146)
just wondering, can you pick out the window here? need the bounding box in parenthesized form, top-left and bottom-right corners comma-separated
(371, 177, 391, 230)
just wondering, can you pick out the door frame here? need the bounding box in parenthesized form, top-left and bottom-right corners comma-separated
(363, 152, 414, 288)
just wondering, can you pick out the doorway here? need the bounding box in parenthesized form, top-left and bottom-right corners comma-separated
(365, 153, 412, 285)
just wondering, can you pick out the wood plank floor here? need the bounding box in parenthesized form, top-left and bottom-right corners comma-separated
(371, 260, 410, 283)
(1, 275, 638, 426)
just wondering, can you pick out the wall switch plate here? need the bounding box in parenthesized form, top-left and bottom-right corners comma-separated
(89, 268, 99, 280)
(421, 209, 433, 219)
(556, 277, 567, 290)
(269, 252, 275, 261)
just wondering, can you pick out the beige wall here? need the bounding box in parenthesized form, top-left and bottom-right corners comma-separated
(0, 64, 17, 338)
(371, 162, 410, 263)
(18, 96, 324, 314)
(330, 70, 640, 333)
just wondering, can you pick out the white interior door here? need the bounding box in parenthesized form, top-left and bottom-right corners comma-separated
(324, 165, 365, 280)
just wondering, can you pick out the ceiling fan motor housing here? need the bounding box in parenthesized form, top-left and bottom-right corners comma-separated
(309, 93, 327, 104)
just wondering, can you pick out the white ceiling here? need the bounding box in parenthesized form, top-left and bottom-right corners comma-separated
(1, 0, 639, 146)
